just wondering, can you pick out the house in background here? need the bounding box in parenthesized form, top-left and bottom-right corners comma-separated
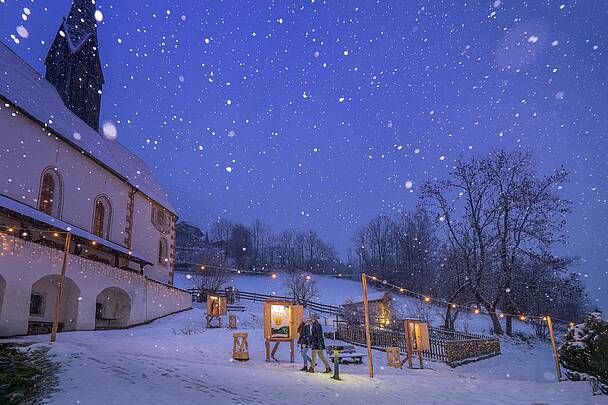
(342, 292, 393, 327)
(175, 222, 227, 274)
(0, 0, 191, 337)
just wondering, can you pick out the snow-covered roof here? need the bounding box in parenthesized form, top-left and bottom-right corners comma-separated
(0, 194, 150, 264)
(343, 291, 389, 305)
(0, 41, 176, 215)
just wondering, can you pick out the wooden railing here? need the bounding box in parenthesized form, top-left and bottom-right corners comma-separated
(335, 323, 500, 367)
(196, 289, 342, 316)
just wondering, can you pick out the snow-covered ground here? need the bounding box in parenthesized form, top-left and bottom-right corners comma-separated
(177, 273, 539, 336)
(5, 302, 605, 405)
(4, 275, 605, 405)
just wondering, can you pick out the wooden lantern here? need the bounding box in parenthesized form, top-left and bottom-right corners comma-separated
(386, 347, 402, 369)
(206, 295, 227, 328)
(404, 319, 430, 369)
(232, 333, 249, 361)
(207, 295, 227, 317)
(414, 322, 430, 351)
(229, 314, 237, 329)
(263, 300, 304, 362)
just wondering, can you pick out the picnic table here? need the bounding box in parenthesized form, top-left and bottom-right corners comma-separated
(326, 345, 366, 365)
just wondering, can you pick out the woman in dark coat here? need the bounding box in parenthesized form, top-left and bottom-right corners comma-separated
(308, 314, 331, 373)
(297, 317, 312, 371)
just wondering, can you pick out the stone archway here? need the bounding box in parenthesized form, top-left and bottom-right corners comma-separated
(29, 275, 80, 335)
(95, 287, 132, 329)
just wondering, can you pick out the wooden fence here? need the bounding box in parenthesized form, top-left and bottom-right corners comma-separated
(334, 323, 500, 367)
(197, 289, 342, 316)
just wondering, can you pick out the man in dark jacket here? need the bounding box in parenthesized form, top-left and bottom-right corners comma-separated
(308, 314, 331, 373)
(297, 316, 312, 371)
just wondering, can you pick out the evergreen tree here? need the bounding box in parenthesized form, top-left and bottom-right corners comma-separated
(559, 312, 608, 394)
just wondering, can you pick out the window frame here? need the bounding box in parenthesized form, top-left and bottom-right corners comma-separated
(29, 291, 46, 317)
(38, 167, 63, 218)
(158, 237, 168, 265)
(92, 195, 113, 240)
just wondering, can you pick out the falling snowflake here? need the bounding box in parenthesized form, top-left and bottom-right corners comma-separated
(102, 121, 118, 140)
(16, 26, 28, 39)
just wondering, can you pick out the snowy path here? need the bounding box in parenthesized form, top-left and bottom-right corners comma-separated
(7, 304, 605, 405)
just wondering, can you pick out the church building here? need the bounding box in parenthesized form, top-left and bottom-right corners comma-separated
(0, 0, 191, 337)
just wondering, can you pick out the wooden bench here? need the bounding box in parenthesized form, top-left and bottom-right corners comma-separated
(327, 345, 366, 364)
(227, 304, 246, 312)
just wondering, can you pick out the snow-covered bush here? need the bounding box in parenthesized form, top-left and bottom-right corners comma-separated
(558, 312, 608, 394)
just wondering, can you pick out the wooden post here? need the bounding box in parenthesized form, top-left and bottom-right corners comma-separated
(361, 273, 374, 378)
(547, 316, 562, 382)
(51, 232, 71, 343)
(404, 320, 414, 368)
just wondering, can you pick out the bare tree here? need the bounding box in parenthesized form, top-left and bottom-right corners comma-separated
(422, 149, 580, 335)
(191, 252, 230, 301)
(283, 271, 319, 306)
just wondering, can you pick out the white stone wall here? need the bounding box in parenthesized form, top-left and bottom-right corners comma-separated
(0, 234, 191, 337)
(0, 105, 129, 247)
(0, 104, 175, 285)
(131, 193, 172, 284)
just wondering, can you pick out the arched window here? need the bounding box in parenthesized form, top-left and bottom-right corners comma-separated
(92, 196, 112, 239)
(158, 238, 168, 265)
(38, 167, 62, 218)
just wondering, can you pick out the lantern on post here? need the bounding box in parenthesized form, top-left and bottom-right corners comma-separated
(403, 318, 430, 369)
(263, 300, 304, 363)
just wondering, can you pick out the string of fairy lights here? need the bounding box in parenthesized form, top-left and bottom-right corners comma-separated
(0, 223, 576, 327)
(0, 224, 186, 297)
(334, 272, 576, 327)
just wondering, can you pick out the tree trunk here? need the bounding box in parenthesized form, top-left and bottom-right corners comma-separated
(444, 305, 452, 330)
(488, 310, 503, 334)
(506, 314, 513, 336)
(476, 292, 503, 334)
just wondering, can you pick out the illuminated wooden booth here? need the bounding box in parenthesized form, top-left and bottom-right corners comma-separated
(403, 318, 430, 369)
(206, 294, 227, 328)
(263, 300, 304, 362)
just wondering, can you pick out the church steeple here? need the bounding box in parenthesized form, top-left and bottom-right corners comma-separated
(45, 0, 104, 131)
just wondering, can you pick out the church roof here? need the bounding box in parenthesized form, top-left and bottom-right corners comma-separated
(0, 41, 176, 215)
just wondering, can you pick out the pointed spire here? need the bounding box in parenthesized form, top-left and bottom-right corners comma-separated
(68, 0, 96, 21)
(44, 0, 104, 130)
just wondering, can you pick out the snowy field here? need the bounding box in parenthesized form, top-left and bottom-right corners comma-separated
(3, 275, 605, 405)
(177, 273, 540, 336)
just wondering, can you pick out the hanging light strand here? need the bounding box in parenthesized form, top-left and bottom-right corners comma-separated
(336, 272, 576, 326)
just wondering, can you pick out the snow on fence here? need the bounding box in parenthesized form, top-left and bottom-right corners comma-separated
(198, 289, 342, 316)
(334, 323, 500, 367)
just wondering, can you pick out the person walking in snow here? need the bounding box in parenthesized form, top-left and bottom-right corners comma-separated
(297, 316, 312, 371)
(308, 313, 332, 374)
